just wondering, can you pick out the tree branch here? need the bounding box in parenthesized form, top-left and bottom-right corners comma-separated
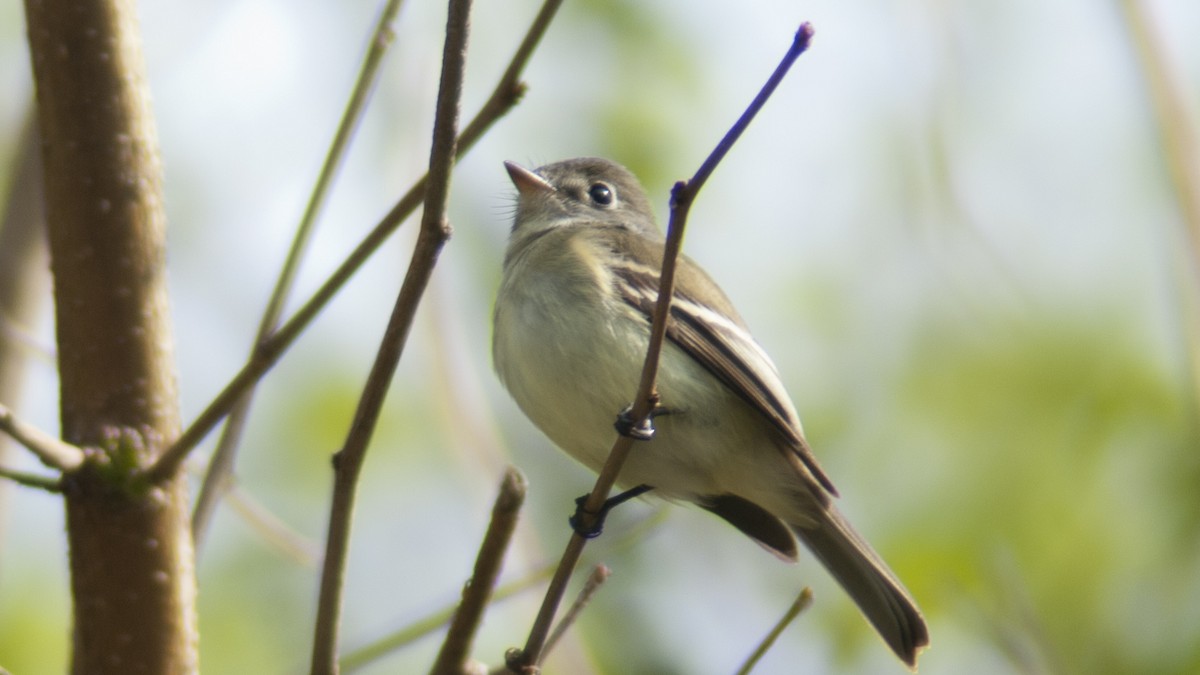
(431, 467, 527, 675)
(0, 464, 61, 492)
(0, 402, 84, 471)
(538, 564, 610, 666)
(309, 0, 472, 671)
(734, 588, 813, 675)
(509, 23, 816, 672)
(339, 509, 665, 672)
(224, 483, 321, 567)
(1117, 0, 1200, 408)
(342, 566, 550, 673)
(191, 0, 410, 553)
(147, 0, 567, 485)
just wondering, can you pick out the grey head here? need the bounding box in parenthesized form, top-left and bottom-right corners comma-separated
(504, 157, 659, 238)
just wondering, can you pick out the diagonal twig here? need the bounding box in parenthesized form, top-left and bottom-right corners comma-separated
(431, 467, 527, 675)
(146, 0, 566, 486)
(509, 23, 816, 673)
(342, 566, 550, 673)
(308, 0, 471, 671)
(1116, 0, 1200, 408)
(0, 402, 84, 471)
(191, 0, 411, 550)
(0, 464, 62, 492)
(538, 564, 610, 665)
(339, 507, 667, 672)
(734, 588, 813, 675)
(223, 483, 322, 567)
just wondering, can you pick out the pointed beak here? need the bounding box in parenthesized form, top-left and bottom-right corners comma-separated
(504, 161, 554, 197)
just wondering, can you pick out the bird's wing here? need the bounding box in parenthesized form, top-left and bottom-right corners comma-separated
(610, 251, 838, 497)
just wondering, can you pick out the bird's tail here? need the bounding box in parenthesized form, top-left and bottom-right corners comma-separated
(789, 506, 929, 669)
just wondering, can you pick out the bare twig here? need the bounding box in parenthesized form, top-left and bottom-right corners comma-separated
(734, 588, 813, 675)
(0, 402, 84, 471)
(1117, 0, 1200, 407)
(342, 567, 550, 673)
(224, 484, 321, 567)
(340, 508, 666, 672)
(539, 565, 610, 664)
(146, 0, 566, 486)
(0, 464, 61, 492)
(684, 24, 815, 196)
(509, 23, 816, 673)
(431, 468, 527, 675)
(308, 0, 471, 671)
(0, 317, 55, 365)
(1117, 0, 1200, 249)
(191, 0, 411, 550)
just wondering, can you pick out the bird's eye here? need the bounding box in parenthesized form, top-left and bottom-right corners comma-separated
(587, 183, 614, 206)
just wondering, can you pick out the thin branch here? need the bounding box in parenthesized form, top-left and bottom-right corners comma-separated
(309, 0, 472, 671)
(1117, 0, 1200, 247)
(734, 588, 813, 675)
(0, 316, 55, 365)
(146, 0, 565, 485)
(0, 402, 84, 471)
(191, 0, 411, 552)
(224, 483, 321, 567)
(0, 464, 62, 492)
(431, 468, 527, 675)
(342, 567, 550, 673)
(539, 565, 610, 665)
(1116, 0, 1200, 408)
(459, 0, 561, 143)
(509, 23, 816, 673)
(340, 508, 666, 672)
(685, 23, 816, 196)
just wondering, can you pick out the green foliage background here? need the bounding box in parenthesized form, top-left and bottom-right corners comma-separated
(1, 0, 1198, 673)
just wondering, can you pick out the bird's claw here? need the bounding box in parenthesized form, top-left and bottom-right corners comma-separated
(569, 484, 654, 538)
(614, 404, 669, 441)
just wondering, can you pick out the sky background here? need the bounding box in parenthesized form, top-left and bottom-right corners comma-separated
(2, 0, 1199, 673)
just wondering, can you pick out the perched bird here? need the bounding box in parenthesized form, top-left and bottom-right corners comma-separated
(492, 157, 928, 667)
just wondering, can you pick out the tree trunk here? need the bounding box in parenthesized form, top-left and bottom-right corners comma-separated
(23, 0, 198, 672)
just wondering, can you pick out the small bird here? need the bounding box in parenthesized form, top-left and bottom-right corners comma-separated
(492, 157, 928, 667)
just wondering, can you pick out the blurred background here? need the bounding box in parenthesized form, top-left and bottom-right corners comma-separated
(2, 0, 1199, 673)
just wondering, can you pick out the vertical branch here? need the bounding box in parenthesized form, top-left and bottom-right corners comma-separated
(308, 0, 472, 672)
(22, 0, 196, 672)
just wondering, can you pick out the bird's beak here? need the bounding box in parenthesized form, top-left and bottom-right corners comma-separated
(504, 161, 554, 197)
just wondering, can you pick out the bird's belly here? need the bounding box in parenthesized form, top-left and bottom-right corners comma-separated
(496, 291, 783, 502)
(496, 292, 648, 469)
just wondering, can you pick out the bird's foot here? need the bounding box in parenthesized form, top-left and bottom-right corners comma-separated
(614, 404, 670, 441)
(569, 484, 654, 538)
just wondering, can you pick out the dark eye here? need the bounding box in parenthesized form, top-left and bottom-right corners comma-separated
(588, 183, 614, 206)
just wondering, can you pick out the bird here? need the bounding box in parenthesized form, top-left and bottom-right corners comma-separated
(492, 156, 929, 668)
